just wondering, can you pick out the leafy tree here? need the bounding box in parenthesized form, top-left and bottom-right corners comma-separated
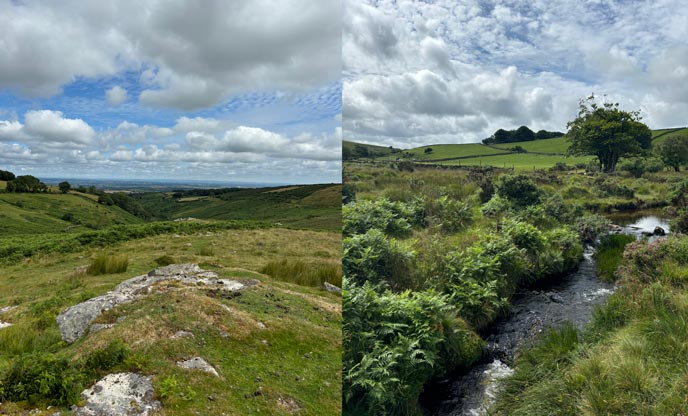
(424, 147, 433, 154)
(0, 169, 15, 181)
(566, 96, 652, 173)
(58, 181, 71, 194)
(6, 175, 47, 193)
(514, 125, 535, 142)
(655, 135, 688, 172)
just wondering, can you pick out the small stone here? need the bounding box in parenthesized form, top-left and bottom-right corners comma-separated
(176, 357, 219, 377)
(257, 321, 267, 329)
(549, 294, 565, 304)
(207, 395, 216, 401)
(323, 282, 342, 294)
(303, 353, 312, 359)
(171, 330, 194, 340)
(654, 226, 666, 236)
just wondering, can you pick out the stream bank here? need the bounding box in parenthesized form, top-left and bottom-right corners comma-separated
(421, 213, 669, 416)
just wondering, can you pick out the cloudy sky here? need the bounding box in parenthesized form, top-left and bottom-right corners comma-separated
(0, 0, 341, 183)
(344, 0, 688, 148)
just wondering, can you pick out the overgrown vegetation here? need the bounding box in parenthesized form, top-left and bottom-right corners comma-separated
(492, 236, 688, 415)
(342, 163, 597, 414)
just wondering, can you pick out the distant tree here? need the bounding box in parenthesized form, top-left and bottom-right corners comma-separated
(0, 169, 15, 181)
(655, 135, 688, 172)
(343, 146, 352, 160)
(6, 175, 47, 193)
(514, 126, 535, 142)
(58, 181, 71, 194)
(87, 186, 97, 194)
(98, 193, 114, 205)
(566, 96, 652, 173)
(535, 130, 565, 140)
(424, 147, 433, 154)
(494, 129, 510, 143)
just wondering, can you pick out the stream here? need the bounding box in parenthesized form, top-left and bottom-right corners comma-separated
(420, 213, 670, 416)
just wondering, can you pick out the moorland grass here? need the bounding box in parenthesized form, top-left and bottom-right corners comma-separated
(0, 226, 341, 415)
(87, 253, 129, 275)
(261, 258, 342, 288)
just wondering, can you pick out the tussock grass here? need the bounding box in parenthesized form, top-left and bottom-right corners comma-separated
(261, 258, 342, 288)
(154, 254, 178, 266)
(596, 234, 635, 280)
(87, 254, 129, 275)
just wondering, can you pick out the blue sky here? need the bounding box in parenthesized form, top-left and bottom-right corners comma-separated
(0, 0, 341, 183)
(344, 0, 688, 147)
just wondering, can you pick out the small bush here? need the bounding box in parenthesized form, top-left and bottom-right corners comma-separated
(495, 174, 542, 208)
(82, 339, 130, 376)
(155, 255, 178, 266)
(0, 353, 84, 406)
(343, 229, 416, 290)
(575, 214, 611, 243)
(87, 254, 129, 275)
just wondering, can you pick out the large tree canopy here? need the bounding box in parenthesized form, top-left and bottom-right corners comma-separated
(566, 96, 652, 173)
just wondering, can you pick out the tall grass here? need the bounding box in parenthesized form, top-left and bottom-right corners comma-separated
(87, 254, 129, 275)
(261, 259, 342, 287)
(596, 234, 635, 280)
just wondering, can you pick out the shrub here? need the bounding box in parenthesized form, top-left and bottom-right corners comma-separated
(87, 254, 129, 275)
(343, 282, 483, 415)
(429, 196, 473, 234)
(575, 214, 611, 243)
(343, 229, 416, 290)
(343, 198, 423, 238)
(0, 353, 84, 406)
(618, 157, 663, 178)
(495, 174, 542, 208)
(82, 339, 130, 376)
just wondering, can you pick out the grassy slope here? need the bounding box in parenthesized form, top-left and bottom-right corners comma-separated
(401, 143, 510, 160)
(491, 136, 569, 153)
(0, 227, 341, 415)
(0, 191, 142, 235)
(347, 127, 683, 169)
(429, 153, 592, 170)
(343, 140, 400, 158)
(138, 184, 342, 231)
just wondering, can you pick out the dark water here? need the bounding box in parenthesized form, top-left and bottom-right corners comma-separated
(421, 214, 669, 416)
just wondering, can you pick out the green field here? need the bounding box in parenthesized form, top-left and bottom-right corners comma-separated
(345, 127, 685, 170)
(651, 127, 688, 146)
(491, 136, 569, 154)
(137, 184, 342, 231)
(343, 140, 401, 159)
(421, 152, 592, 170)
(399, 143, 511, 160)
(0, 192, 142, 235)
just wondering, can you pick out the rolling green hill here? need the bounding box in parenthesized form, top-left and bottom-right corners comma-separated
(137, 184, 342, 231)
(0, 191, 143, 235)
(346, 127, 686, 170)
(343, 140, 401, 159)
(491, 136, 569, 154)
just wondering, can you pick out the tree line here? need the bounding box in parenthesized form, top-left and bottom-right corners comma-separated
(482, 125, 564, 144)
